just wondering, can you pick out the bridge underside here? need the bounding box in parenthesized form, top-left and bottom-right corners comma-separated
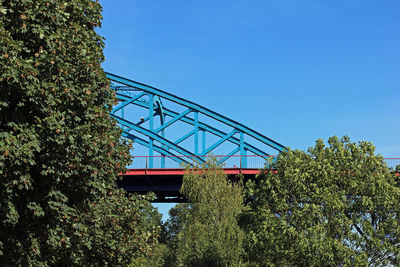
(118, 168, 260, 203)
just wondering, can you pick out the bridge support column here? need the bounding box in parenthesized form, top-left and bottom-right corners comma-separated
(240, 132, 247, 168)
(201, 130, 206, 160)
(160, 117, 166, 168)
(194, 111, 199, 156)
(149, 94, 154, 168)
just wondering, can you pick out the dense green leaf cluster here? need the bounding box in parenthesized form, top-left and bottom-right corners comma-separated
(164, 159, 245, 266)
(242, 136, 400, 266)
(0, 0, 161, 265)
(73, 189, 161, 266)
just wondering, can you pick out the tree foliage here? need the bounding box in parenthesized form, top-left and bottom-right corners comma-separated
(242, 136, 400, 266)
(0, 0, 160, 265)
(165, 159, 245, 266)
(71, 189, 161, 266)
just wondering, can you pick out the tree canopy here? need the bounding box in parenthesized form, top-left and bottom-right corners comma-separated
(242, 136, 400, 266)
(164, 159, 245, 266)
(0, 0, 160, 265)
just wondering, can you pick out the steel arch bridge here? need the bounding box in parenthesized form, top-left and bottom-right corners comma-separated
(107, 72, 286, 201)
(107, 72, 400, 202)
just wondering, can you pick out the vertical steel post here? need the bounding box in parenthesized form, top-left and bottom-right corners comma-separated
(160, 114, 166, 168)
(201, 130, 206, 161)
(149, 94, 154, 168)
(194, 111, 199, 156)
(156, 97, 167, 169)
(202, 130, 206, 154)
(240, 131, 247, 168)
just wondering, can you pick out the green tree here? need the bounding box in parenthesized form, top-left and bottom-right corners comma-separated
(168, 159, 245, 267)
(72, 190, 161, 266)
(0, 0, 160, 265)
(162, 203, 191, 266)
(242, 136, 400, 266)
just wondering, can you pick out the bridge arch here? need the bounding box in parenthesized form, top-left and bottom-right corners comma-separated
(107, 72, 285, 169)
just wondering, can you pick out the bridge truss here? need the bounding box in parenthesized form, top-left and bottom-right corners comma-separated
(107, 72, 286, 169)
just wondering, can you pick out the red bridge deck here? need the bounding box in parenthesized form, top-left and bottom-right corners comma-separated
(118, 158, 400, 202)
(121, 168, 261, 176)
(118, 168, 262, 202)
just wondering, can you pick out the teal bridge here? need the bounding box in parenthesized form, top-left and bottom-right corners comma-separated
(107, 72, 400, 202)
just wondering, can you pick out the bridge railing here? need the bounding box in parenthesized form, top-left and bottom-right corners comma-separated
(129, 155, 400, 170)
(130, 155, 273, 169)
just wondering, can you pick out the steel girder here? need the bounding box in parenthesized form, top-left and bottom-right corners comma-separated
(107, 72, 286, 168)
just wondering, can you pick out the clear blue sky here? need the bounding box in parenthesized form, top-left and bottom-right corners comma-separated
(98, 0, 400, 218)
